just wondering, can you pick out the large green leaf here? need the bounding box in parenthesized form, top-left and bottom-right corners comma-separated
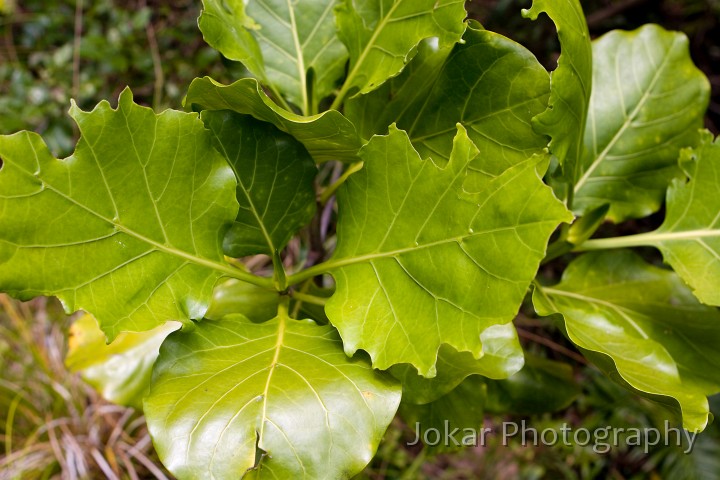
(320, 125, 572, 376)
(346, 22, 551, 190)
(523, 0, 592, 183)
(144, 313, 401, 480)
(333, 0, 466, 102)
(199, 0, 347, 113)
(66, 314, 178, 409)
(391, 324, 524, 404)
(573, 25, 710, 222)
(202, 110, 317, 257)
(185, 77, 362, 163)
(534, 251, 720, 431)
(0, 89, 243, 340)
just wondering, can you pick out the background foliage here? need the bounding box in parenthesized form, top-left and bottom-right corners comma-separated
(1, 0, 719, 478)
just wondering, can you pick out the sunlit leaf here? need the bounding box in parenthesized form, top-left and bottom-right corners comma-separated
(144, 313, 401, 479)
(324, 125, 571, 376)
(0, 89, 240, 339)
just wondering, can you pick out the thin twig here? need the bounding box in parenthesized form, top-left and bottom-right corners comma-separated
(141, 0, 164, 109)
(516, 327, 587, 365)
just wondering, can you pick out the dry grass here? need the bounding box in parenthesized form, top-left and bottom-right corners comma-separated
(0, 294, 171, 480)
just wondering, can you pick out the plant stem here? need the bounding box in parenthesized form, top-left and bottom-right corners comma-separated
(290, 291, 327, 306)
(272, 250, 288, 292)
(319, 161, 364, 205)
(574, 232, 656, 251)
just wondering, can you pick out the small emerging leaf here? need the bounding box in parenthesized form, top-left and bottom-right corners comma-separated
(144, 314, 401, 480)
(202, 111, 317, 257)
(534, 251, 720, 431)
(0, 89, 239, 339)
(186, 77, 362, 163)
(325, 125, 572, 376)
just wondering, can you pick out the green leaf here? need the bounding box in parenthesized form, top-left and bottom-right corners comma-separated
(573, 25, 710, 222)
(201, 111, 317, 257)
(333, 0, 466, 103)
(523, 0, 592, 183)
(391, 324, 524, 404)
(322, 125, 572, 376)
(648, 132, 720, 306)
(66, 314, 178, 409)
(199, 0, 348, 113)
(534, 250, 720, 431)
(144, 313, 401, 480)
(483, 355, 580, 415)
(0, 89, 245, 340)
(399, 376, 486, 453)
(346, 22, 552, 190)
(185, 77, 362, 163)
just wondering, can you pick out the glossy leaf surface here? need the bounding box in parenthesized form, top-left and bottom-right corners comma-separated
(0, 89, 239, 339)
(186, 77, 362, 163)
(574, 25, 710, 221)
(202, 111, 317, 257)
(325, 125, 572, 376)
(534, 251, 720, 431)
(144, 314, 401, 479)
(199, 0, 347, 112)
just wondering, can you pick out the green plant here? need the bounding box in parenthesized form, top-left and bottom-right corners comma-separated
(0, 0, 718, 478)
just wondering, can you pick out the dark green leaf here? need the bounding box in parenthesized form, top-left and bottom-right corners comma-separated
(202, 111, 317, 257)
(205, 279, 279, 322)
(534, 251, 720, 430)
(345, 22, 551, 189)
(185, 77, 362, 163)
(144, 313, 401, 479)
(323, 125, 571, 376)
(0, 89, 242, 339)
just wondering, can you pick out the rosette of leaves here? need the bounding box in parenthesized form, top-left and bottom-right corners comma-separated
(2, 0, 720, 478)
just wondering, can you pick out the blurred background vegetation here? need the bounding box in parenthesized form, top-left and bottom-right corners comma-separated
(1, 1, 719, 478)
